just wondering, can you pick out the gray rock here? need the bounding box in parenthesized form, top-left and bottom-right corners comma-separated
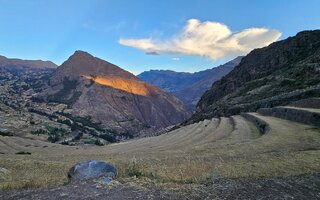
(68, 160, 117, 181)
(212, 171, 221, 184)
(0, 167, 11, 180)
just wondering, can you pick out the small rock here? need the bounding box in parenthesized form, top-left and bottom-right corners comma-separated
(95, 185, 103, 189)
(95, 177, 113, 184)
(212, 171, 221, 184)
(0, 168, 11, 180)
(68, 160, 117, 181)
(60, 193, 68, 197)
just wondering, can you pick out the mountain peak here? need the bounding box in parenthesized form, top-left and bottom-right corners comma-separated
(72, 50, 92, 57)
(55, 51, 136, 81)
(68, 50, 97, 62)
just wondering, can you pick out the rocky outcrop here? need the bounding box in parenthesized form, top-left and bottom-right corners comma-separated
(138, 57, 243, 110)
(193, 30, 320, 122)
(39, 51, 190, 137)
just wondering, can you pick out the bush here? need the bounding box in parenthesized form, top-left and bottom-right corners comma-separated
(124, 161, 143, 177)
(31, 129, 47, 135)
(83, 138, 96, 145)
(99, 133, 117, 143)
(57, 112, 104, 132)
(32, 125, 69, 143)
(94, 139, 104, 146)
(48, 134, 61, 143)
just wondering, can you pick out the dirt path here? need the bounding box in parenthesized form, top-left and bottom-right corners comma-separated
(0, 180, 184, 200)
(1, 174, 320, 200)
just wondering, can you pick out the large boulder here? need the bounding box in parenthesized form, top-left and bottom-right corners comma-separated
(68, 160, 117, 181)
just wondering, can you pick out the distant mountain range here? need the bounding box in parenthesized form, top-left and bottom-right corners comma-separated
(37, 51, 190, 137)
(0, 55, 57, 72)
(138, 56, 243, 110)
(191, 30, 320, 122)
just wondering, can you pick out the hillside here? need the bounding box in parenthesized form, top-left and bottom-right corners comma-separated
(193, 30, 320, 122)
(38, 51, 190, 138)
(138, 57, 242, 110)
(1, 97, 319, 198)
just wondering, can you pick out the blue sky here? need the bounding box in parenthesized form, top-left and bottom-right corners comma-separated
(0, 0, 320, 74)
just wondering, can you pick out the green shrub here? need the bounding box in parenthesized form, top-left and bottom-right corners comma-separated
(124, 161, 143, 177)
(33, 125, 69, 143)
(0, 130, 13, 137)
(31, 129, 47, 135)
(99, 133, 117, 143)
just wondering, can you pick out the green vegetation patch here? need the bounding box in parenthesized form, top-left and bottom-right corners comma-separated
(31, 125, 69, 143)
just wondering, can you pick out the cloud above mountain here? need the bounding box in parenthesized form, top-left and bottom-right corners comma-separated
(119, 19, 281, 59)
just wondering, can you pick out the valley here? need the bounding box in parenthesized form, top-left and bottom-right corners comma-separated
(0, 18, 319, 199)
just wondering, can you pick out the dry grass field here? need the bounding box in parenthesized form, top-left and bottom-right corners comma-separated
(1, 107, 320, 190)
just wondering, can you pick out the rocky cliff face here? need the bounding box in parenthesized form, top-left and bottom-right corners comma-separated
(138, 57, 242, 110)
(192, 30, 320, 122)
(39, 51, 190, 137)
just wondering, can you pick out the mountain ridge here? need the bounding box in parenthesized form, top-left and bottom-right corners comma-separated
(0, 55, 57, 70)
(138, 56, 243, 110)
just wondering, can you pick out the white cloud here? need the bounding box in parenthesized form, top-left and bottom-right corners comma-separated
(171, 57, 180, 61)
(119, 19, 282, 59)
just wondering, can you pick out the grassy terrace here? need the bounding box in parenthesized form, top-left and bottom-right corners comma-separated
(0, 114, 320, 189)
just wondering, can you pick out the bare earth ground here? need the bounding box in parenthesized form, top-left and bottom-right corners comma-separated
(1, 174, 320, 200)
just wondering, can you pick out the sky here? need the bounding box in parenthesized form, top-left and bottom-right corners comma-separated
(0, 0, 320, 74)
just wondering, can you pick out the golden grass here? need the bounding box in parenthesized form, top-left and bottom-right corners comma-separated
(1, 114, 320, 190)
(0, 159, 69, 189)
